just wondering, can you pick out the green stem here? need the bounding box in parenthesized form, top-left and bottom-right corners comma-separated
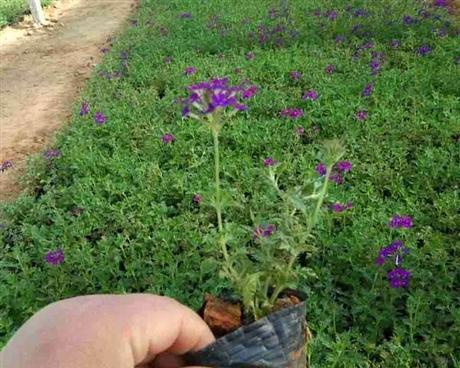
(307, 165, 332, 235)
(270, 165, 334, 305)
(212, 129, 223, 233)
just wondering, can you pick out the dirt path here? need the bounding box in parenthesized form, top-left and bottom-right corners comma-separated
(0, 0, 137, 201)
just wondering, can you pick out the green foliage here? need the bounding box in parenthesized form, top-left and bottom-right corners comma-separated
(1, 0, 459, 366)
(0, 0, 53, 27)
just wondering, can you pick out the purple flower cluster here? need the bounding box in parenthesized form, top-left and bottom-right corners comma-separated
(325, 64, 336, 74)
(294, 126, 305, 136)
(316, 160, 352, 184)
(253, 224, 275, 239)
(376, 240, 408, 265)
(246, 51, 255, 60)
(362, 83, 374, 97)
(248, 8, 299, 49)
(390, 39, 401, 49)
(302, 89, 319, 101)
(94, 112, 107, 125)
(263, 157, 278, 167)
(417, 45, 432, 56)
(182, 78, 256, 117)
(44, 149, 61, 160)
(330, 202, 353, 212)
(377, 212, 414, 288)
(325, 10, 338, 21)
(389, 215, 413, 229)
(193, 194, 202, 204)
(355, 110, 369, 121)
(403, 15, 416, 25)
(370, 52, 385, 76)
(80, 102, 90, 116)
(44, 248, 65, 266)
(242, 85, 257, 99)
(280, 108, 304, 119)
(290, 71, 302, 80)
(185, 66, 197, 76)
(180, 12, 192, 19)
(0, 160, 14, 172)
(335, 35, 345, 44)
(387, 267, 411, 288)
(434, 0, 449, 7)
(352, 8, 369, 18)
(162, 133, 176, 144)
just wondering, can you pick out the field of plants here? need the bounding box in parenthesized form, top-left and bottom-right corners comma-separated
(1, 0, 459, 366)
(0, 0, 53, 27)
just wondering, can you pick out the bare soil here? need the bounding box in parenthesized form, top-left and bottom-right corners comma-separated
(0, 0, 137, 201)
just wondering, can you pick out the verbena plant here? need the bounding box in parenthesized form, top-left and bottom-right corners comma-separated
(181, 77, 345, 319)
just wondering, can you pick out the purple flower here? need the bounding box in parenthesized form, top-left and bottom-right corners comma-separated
(162, 133, 176, 144)
(180, 12, 192, 19)
(242, 85, 257, 99)
(302, 90, 319, 101)
(246, 51, 255, 60)
(316, 163, 327, 176)
(330, 202, 353, 213)
(0, 160, 14, 172)
(44, 249, 65, 266)
(185, 67, 197, 76)
(354, 8, 369, 17)
(182, 78, 252, 117)
(294, 126, 305, 137)
(80, 102, 90, 116)
(335, 35, 345, 44)
(370, 59, 381, 75)
(253, 224, 275, 239)
(94, 112, 107, 125)
(326, 10, 338, 21)
(44, 149, 61, 160)
(337, 161, 352, 172)
(387, 267, 411, 288)
(263, 157, 278, 167)
(417, 45, 432, 56)
(403, 15, 415, 25)
(362, 83, 374, 97)
(434, 0, 448, 7)
(193, 194, 202, 204)
(280, 108, 304, 119)
(390, 39, 401, 48)
(325, 64, 336, 74)
(375, 239, 411, 268)
(437, 28, 447, 38)
(355, 110, 368, 121)
(290, 71, 302, 80)
(329, 173, 344, 185)
(389, 215, 413, 229)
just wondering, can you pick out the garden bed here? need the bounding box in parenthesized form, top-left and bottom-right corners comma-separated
(1, 0, 459, 366)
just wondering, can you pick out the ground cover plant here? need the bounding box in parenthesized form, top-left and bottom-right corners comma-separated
(1, 0, 459, 366)
(0, 0, 52, 27)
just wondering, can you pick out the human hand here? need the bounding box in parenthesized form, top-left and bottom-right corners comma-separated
(0, 294, 215, 368)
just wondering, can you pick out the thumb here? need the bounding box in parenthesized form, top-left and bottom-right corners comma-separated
(2, 294, 215, 368)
